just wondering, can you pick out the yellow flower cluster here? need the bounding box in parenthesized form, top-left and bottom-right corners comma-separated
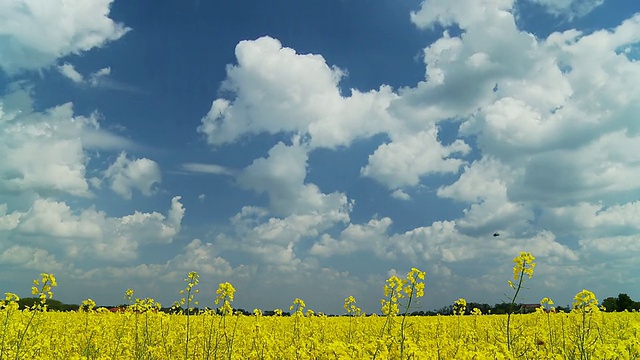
(572, 289, 599, 313)
(289, 298, 306, 315)
(380, 268, 426, 317)
(31, 273, 57, 308)
(215, 281, 236, 315)
(512, 251, 536, 281)
(343, 295, 362, 316)
(453, 298, 467, 315)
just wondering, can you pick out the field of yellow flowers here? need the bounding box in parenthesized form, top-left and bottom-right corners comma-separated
(1, 254, 639, 359)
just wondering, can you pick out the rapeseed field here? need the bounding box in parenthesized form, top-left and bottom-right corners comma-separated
(1, 253, 639, 359)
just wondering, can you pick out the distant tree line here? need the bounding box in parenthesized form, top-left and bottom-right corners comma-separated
(17, 298, 80, 311)
(14, 293, 639, 315)
(411, 301, 571, 316)
(600, 293, 640, 312)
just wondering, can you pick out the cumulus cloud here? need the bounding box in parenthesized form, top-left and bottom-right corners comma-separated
(199, 36, 473, 194)
(391, 189, 411, 201)
(309, 217, 393, 258)
(0, 0, 129, 72)
(238, 141, 351, 217)
(0, 86, 139, 198)
(541, 201, 640, 239)
(1, 196, 184, 262)
(435, 157, 533, 236)
(310, 214, 577, 273)
(403, 1, 640, 239)
(198, 36, 398, 150)
(0, 204, 20, 230)
(0, 95, 90, 197)
(361, 128, 470, 189)
(104, 152, 162, 199)
(410, 0, 514, 30)
(216, 204, 349, 273)
(0, 245, 64, 272)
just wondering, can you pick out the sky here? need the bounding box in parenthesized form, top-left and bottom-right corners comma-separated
(1, 0, 639, 314)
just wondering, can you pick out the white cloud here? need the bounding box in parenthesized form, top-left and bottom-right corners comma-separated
(104, 152, 162, 199)
(391, 189, 411, 201)
(217, 205, 349, 273)
(58, 64, 113, 88)
(88, 67, 111, 87)
(504, 130, 640, 208)
(17, 198, 103, 239)
(0, 87, 139, 198)
(309, 217, 393, 257)
(401, 1, 551, 126)
(182, 163, 233, 175)
(436, 157, 533, 236)
(437, 157, 510, 203)
(0, 98, 91, 197)
(310, 213, 576, 268)
(198, 36, 398, 149)
(0, 0, 129, 72)
(580, 235, 640, 256)
(411, 0, 514, 30)
(0, 203, 20, 230)
(406, 1, 640, 230)
(238, 141, 351, 217)
(524, 0, 606, 19)
(58, 63, 84, 83)
(199, 36, 473, 193)
(2, 196, 184, 262)
(0, 245, 64, 272)
(213, 143, 354, 269)
(361, 128, 470, 189)
(541, 201, 640, 238)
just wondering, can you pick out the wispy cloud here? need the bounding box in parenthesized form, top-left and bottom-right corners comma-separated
(57, 64, 144, 93)
(181, 163, 235, 176)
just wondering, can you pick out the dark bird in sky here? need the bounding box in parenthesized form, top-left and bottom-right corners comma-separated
(493, 232, 500, 237)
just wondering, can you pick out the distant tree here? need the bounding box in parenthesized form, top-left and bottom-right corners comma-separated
(235, 308, 251, 316)
(601, 297, 618, 312)
(60, 303, 80, 311)
(468, 302, 491, 314)
(492, 302, 513, 314)
(17, 297, 79, 311)
(617, 293, 634, 311)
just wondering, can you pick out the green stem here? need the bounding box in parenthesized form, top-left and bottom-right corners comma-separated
(507, 267, 525, 352)
(400, 286, 415, 360)
(15, 309, 38, 360)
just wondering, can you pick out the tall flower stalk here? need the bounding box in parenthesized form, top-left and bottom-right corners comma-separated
(16, 273, 57, 360)
(506, 252, 535, 352)
(173, 271, 199, 360)
(215, 282, 236, 359)
(376, 267, 426, 359)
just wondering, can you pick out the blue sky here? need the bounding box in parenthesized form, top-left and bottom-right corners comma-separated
(1, 0, 640, 314)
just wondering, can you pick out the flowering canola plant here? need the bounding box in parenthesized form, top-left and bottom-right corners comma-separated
(0, 261, 639, 359)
